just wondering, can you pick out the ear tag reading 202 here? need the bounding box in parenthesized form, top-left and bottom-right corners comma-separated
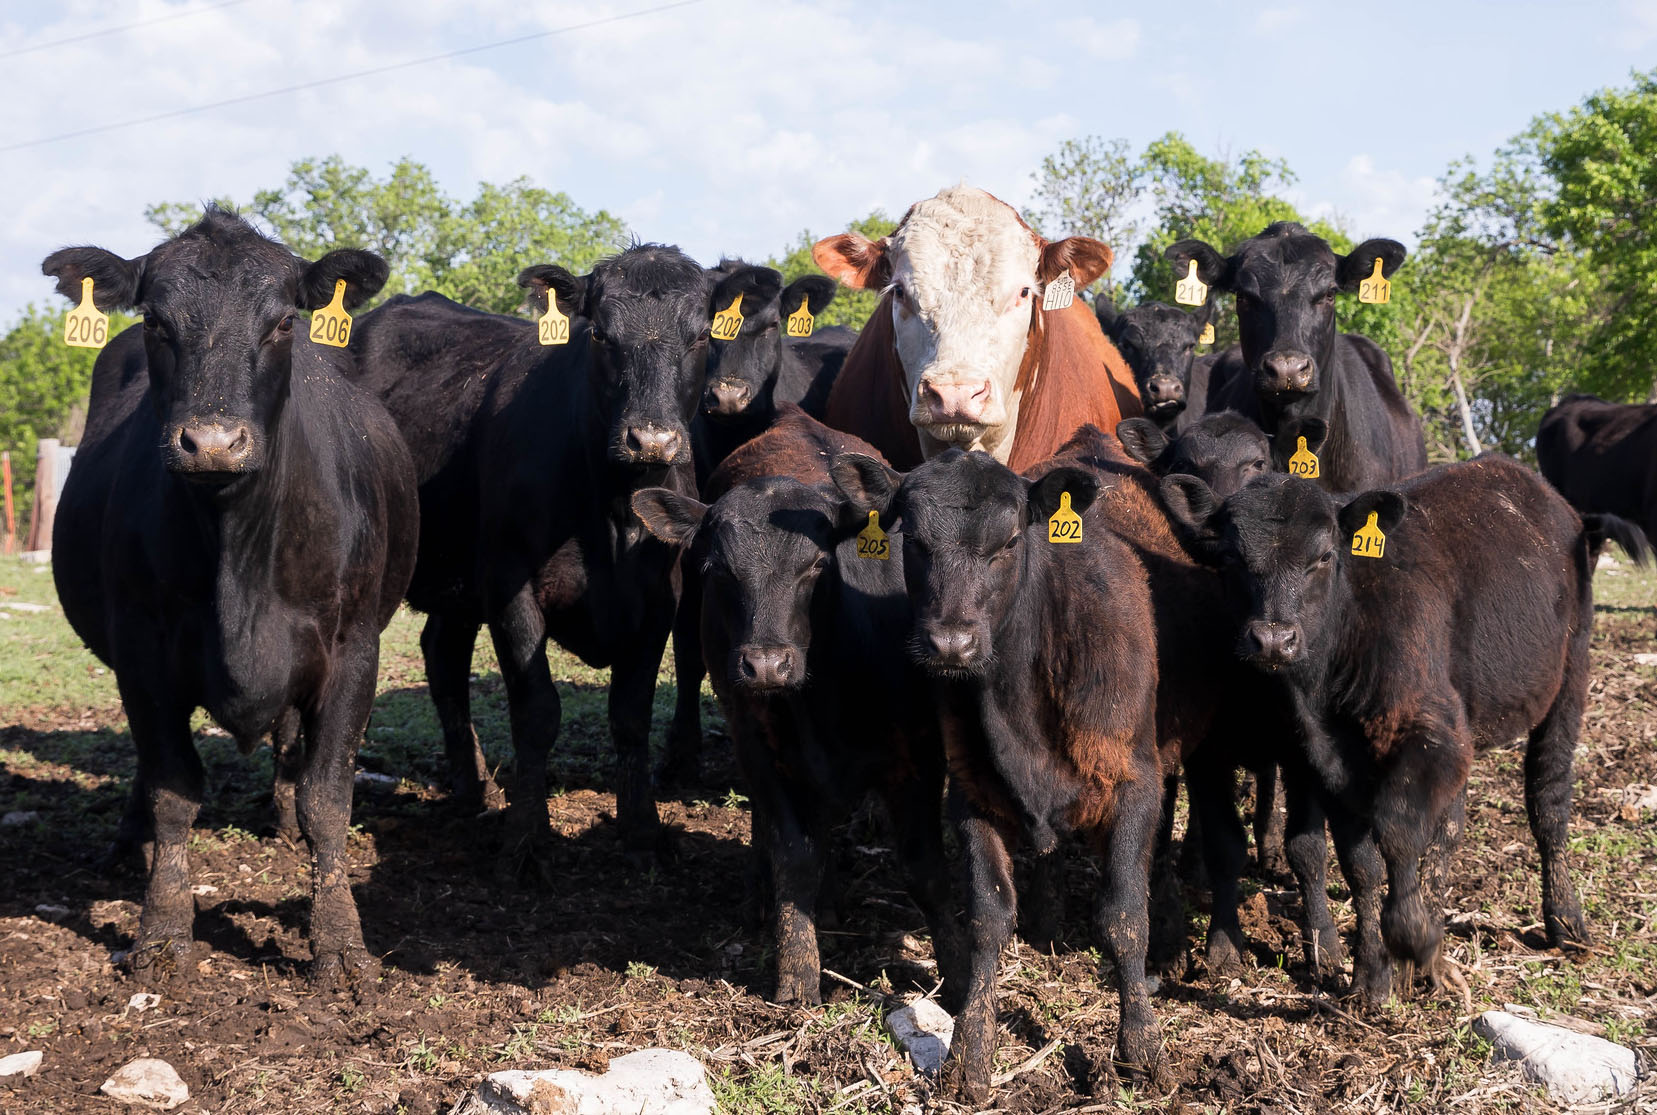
(63, 277, 108, 349)
(1174, 260, 1208, 307)
(1041, 271, 1075, 311)
(785, 295, 814, 338)
(711, 293, 745, 341)
(1288, 436, 1320, 479)
(309, 279, 353, 348)
(856, 510, 889, 560)
(1350, 511, 1387, 559)
(538, 293, 570, 346)
(1048, 491, 1083, 543)
(1358, 257, 1391, 305)
(1198, 321, 1215, 345)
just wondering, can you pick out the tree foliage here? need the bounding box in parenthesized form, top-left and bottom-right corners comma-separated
(767, 210, 898, 330)
(1024, 137, 1142, 297)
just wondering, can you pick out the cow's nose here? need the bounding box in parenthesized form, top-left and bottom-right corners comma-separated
(1243, 620, 1301, 665)
(705, 380, 750, 416)
(923, 624, 981, 668)
(920, 379, 993, 423)
(1144, 376, 1186, 406)
(171, 422, 254, 473)
(736, 646, 797, 690)
(1260, 352, 1315, 393)
(624, 424, 683, 464)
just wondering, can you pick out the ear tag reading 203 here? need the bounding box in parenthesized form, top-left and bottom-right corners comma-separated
(1358, 257, 1391, 305)
(309, 279, 353, 348)
(1198, 321, 1216, 346)
(785, 295, 814, 338)
(711, 293, 745, 341)
(1048, 491, 1083, 543)
(1350, 511, 1387, 559)
(1174, 260, 1208, 307)
(63, 277, 108, 349)
(1041, 271, 1075, 311)
(1288, 436, 1320, 479)
(856, 510, 889, 560)
(538, 293, 570, 346)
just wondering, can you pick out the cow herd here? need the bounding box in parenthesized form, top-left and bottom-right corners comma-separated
(36, 186, 1657, 1101)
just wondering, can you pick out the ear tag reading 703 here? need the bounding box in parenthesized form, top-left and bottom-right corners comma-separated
(63, 277, 109, 349)
(785, 295, 814, 338)
(1350, 511, 1387, 559)
(1288, 436, 1320, 479)
(856, 510, 889, 560)
(1047, 491, 1083, 543)
(711, 293, 745, 341)
(538, 293, 570, 346)
(1358, 257, 1391, 305)
(308, 279, 353, 348)
(1041, 271, 1075, 311)
(1198, 321, 1215, 346)
(1174, 260, 1208, 307)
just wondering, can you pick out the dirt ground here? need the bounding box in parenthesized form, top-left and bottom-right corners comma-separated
(3, 555, 1657, 1114)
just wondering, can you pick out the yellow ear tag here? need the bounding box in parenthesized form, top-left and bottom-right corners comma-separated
(785, 295, 814, 338)
(308, 279, 353, 348)
(1288, 436, 1320, 479)
(1174, 260, 1208, 307)
(1358, 257, 1391, 305)
(1198, 321, 1215, 346)
(1047, 491, 1083, 543)
(1041, 271, 1075, 311)
(856, 510, 889, 560)
(537, 293, 570, 346)
(63, 276, 109, 349)
(711, 293, 745, 341)
(1350, 510, 1387, 559)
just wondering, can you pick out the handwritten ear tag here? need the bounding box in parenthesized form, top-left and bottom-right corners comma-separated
(785, 295, 814, 338)
(1350, 510, 1387, 559)
(1198, 321, 1215, 346)
(711, 293, 745, 341)
(1358, 257, 1391, 305)
(1174, 260, 1208, 307)
(63, 277, 108, 349)
(1041, 271, 1075, 311)
(1288, 436, 1320, 479)
(1047, 491, 1083, 543)
(856, 510, 889, 560)
(537, 293, 570, 346)
(308, 279, 353, 348)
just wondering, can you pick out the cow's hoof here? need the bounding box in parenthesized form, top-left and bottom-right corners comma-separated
(1203, 932, 1243, 978)
(1546, 907, 1592, 952)
(125, 936, 193, 985)
(1304, 929, 1347, 981)
(1348, 959, 1394, 1005)
(311, 945, 381, 989)
(772, 973, 822, 1008)
(654, 744, 703, 790)
(621, 824, 679, 870)
(942, 1056, 991, 1106)
(495, 828, 558, 888)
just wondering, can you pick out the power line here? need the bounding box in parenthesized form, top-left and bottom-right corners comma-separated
(1, 0, 707, 154)
(0, 0, 255, 61)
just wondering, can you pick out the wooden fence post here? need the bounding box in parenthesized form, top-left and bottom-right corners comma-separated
(26, 438, 61, 554)
(2, 451, 13, 556)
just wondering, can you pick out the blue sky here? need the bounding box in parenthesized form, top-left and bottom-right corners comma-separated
(1, 0, 1653, 322)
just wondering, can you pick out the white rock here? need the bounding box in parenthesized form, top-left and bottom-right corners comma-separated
(1474, 1010, 1638, 1104)
(887, 997, 954, 1076)
(1635, 653, 1657, 668)
(355, 770, 399, 791)
(127, 992, 161, 1014)
(0, 1051, 42, 1078)
(0, 601, 49, 613)
(1, 811, 40, 826)
(452, 1049, 713, 1115)
(100, 1058, 189, 1109)
(190, 884, 218, 896)
(1597, 552, 1619, 570)
(33, 904, 70, 919)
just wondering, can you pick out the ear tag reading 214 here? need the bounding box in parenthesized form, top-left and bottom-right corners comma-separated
(1174, 260, 1208, 307)
(538, 293, 570, 346)
(63, 277, 108, 349)
(309, 279, 353, 348)
(856, 511, 889, 560)
(711, 293, 744, 341)
(785, 295, 814, 338)
(1358, 257, 1391, 305)
(1041, 272, 1075, 311)
(1288, 436, 1320, 479)
(1048, 492, 1083, 543)
(1350, 511, 1387, 559)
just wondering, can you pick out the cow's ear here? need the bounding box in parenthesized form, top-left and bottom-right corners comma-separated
(1281, 416, 1329, 457)
(1160, 473, 1219, 531)
(1165, 239, 1230, 290)
(41, 246, 145, 309)
(631, 487, 708, 547)
(812, 232, 891, 290)
(518, 264, 590, 319)
(1039, 236, 1113, 288)
(829, 452, 900, 515)
(781, 274, 837, 317)
(1027, 467, 1100, 527)
(301, 249, 388, 311)
(1094, 294, 1123, 338)
(1115, 418, 1169, 467)
(711, 265, 783, 318)
(1336, 238, 1407, 291)
(1337, 489, 1407, 543)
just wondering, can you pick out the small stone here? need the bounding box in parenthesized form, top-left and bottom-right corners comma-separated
(1, 811, 40, 826)
(887, 998, 954, 1076)
(0, 1051, 42, 1078)
(454, 1048, 713, 1115)
(0, 601, 49, 613)
(100, 1058, 189, 1109)
(33, 904, 70, 920)
(1474, 1010, 1638, 1104)
(355, 770, 399, 792)
(127, 992, 161, 1014)
(190, 884, 218, 896)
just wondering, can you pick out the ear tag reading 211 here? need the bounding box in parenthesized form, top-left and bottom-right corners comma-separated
(309, 279, 353, 347)
(1358, 257, 1391, 305)
(1048, 492, 1083, 543)
(1174, 260, 1208, 307)
(538, 293, 570, 345)
(856, 511, 889, 560)
(63, 277, 108, 349)
(1288, 436, 1320, 479)
(1041, 271, 1075, 311)
(1350, 511, 1387, 559)
(785, 295, 814, 338)
(711, 293, 744, 341)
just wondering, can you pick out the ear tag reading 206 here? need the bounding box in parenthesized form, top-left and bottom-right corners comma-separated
(1198, 321, 1216, 346)
(785, 295, 814, 338)
(308, 279, 353, 348)
(1288, 436, 1320, 479)
(711, 293, 745, 341)
(63, 277, 108, 349)
(538, 293, 570, 346)
(1350, 511, 1387, 559)
(1048, 491, 1083, 543)
(1174, 260, 1208, 307)
(1358, 257, 1391, 305)
(1041, 271, 1075, 311)
(856, 510, 889, 560)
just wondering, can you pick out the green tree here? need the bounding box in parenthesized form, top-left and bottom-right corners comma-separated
(766, 209, 899, 330)
(1024, 136, 1143, 297)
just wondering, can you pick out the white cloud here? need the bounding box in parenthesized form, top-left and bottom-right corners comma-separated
(1253, 7, 1303, 34)
(1302, 155, 1441, 245)
(1618, 0, 1657, 47)
(1057, 17, 1141, 62)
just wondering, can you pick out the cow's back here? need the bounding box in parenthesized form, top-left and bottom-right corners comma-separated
(710, 404, 886, 500)
(1537, 395, 1657, 526)
(1344, 334, 1427, 480)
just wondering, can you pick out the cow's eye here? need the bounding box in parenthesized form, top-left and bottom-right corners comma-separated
(1314, 290, 1336, 307)
(1020, 286, 1031, 300)
(275, 314, 294, 335)
(1250, 458, 1267, 472)
(143, 312, 161, 330)
(1318, 549, 1335, 566)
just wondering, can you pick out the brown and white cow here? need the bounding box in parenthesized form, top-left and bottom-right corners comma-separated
(812, 185, 1141, 471)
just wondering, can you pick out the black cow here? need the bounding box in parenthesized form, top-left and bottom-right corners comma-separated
(350, 245, 714, 866)
(1095, 297, 1216, 430)
(43, 209, 417, 983)
(1117, 412, 1273, 500)
(1161, 458, 1645, 1000)
(1167, 223, 1426, 490)
(1538, 394, 1657, 551)
(634, 407, 964, 1006)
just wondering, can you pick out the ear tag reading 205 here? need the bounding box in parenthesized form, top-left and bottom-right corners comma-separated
(1350, 511, 1387, 559)
(711, 293, 744, 341)
(1041, 271, 1075, 311)
(1288, 436, 1320, 479)
(1198, 321, 1215, 346)
(785, 295, 814, 338)
(1358, 257, 1391, 305)
(63, 277, 108, 349)
(1174, 260, 1208, 307)
(538, 293, 570, 346)
(1048, 491, 1083, 543)
(856, 510, 889, 560)
(308, 279, 353, 348)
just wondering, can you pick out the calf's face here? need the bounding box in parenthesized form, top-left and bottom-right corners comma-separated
(1097, 299, 1211, 421)
(1117, 413, 1270, 499)
(701, 267, 836, 420)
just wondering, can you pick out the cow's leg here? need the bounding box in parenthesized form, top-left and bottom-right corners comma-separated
(423, 612, 503, 812)
(1526, 640, 1591, 949)
(943, 803, 1018, 1105)
(1281, 761, 1342, 979)
(270, 705, 303, 843)
(1327, 809, 1389, 1002)
(1252, 763, 1288, 878)
(121, 679, 201, 982)
(608, 633, 669, 857)
(101, 771, 151, 872)
(759, 792, 825, 1006)
(1093, 769, 1162, 1082)
(659, 581, 705, 787)
(1186, 759, 1247, 976)
(881, 771, 968, 1008)
(488, 587, 562, 879)
(1147, 771, 1185, 965)
(1020, 850, 1062, 954)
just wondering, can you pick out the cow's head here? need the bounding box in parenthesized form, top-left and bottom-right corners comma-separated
(832, 448, 1097, 678)
(1166, 224, 1405, 401)
(42, 207, 387, 483)
(1160, 472, 1406, 672)
(519, 244, 712, 471)
(1117, 412, 1271, 499)
(813, 186, 1113, 458)
(701, 264, 837, 420)
(1096, 297, 1213, 425)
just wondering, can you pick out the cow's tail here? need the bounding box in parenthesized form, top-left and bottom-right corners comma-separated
(1583, 512, 1654, 568)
